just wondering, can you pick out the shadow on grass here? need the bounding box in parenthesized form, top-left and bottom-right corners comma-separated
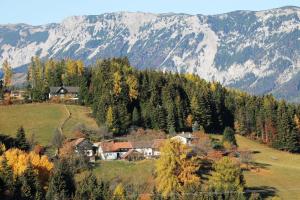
(198, 159, 213, 182)
(246, 186, 277, 199)
(252, 150, 261, 154)
(251, 162, 271, 169)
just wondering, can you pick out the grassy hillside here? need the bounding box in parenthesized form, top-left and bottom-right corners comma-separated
(236, 135, 300, 199)
(62, 105, 99, 138)
(0, 104, 98, 145)
(90, 160, 155, 192)
(91, 136, 300, 199)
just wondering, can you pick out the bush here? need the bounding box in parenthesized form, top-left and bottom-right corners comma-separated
(223, 127, 237, 146)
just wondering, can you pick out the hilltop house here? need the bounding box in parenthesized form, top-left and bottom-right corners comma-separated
(49, 86, 79, 100)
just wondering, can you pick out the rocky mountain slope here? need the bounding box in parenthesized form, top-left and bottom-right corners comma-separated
(0, 6, 299, 101)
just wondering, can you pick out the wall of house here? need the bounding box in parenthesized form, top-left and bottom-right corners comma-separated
(171, 136, 188, 144)
(135, 148, 153, 157)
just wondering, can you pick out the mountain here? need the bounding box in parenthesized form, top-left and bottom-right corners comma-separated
(0, 7, 299, 101)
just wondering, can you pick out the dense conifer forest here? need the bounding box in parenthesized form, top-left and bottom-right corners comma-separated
(23, 57, 300, 152)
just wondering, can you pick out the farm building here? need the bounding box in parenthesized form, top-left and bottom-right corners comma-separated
(49, 86, 79, 100)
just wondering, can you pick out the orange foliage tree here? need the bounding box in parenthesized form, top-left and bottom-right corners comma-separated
(0, 148, 53, 187)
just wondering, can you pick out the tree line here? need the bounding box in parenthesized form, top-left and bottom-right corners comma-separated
(1, 57, 300, 152)
(80, 58, 299, 152)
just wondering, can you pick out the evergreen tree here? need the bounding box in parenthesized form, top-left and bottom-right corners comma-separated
(74, 171, 109, 200)
(46, 160, 76, 200)
(15, 126, 29, 151)
(223, 127, 237, 146)
(132, 107, 140, 126)
(20, 165, 37, 200)
(0, 157, 14, 198)
(192, 121, 199, 132)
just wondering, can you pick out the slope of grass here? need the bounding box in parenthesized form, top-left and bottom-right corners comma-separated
(91, 160, 155, 192)
(0, 103, 98, 145)
(0, 103, 68, 145)
(62, 105, 99, 138)
(236, 135, 300, 199)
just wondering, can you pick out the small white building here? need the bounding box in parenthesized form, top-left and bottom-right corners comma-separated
(97, 141, 133, 160)
(171, 132, 194, 145)
(131, 141, 153, 158)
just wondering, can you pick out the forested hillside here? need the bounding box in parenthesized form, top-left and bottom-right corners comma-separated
(21, 57, 300, 152)
(1, 7, 300, 101)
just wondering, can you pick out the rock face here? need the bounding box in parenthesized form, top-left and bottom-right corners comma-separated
(0, 7, 300, 101)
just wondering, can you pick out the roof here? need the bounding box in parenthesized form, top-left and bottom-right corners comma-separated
(49, 86, 79, 93)
(151, 139, 166, 149)
(100, 141, 133, 152)
(131, 141, 153, 148)
(74, 138, 86, 146)
(62, 137, 93, 150)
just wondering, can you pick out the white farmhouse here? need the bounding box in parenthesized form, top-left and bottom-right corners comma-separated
(96, 141, 133, 160)
(131, 141, 153, 158)
(171, 132, 194, 145)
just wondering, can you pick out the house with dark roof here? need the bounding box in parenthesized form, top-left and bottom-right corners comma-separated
(49, 86, 79, 100)
(63, 138, 96, 162)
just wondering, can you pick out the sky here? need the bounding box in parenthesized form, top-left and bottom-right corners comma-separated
(0, 0, 299, 25)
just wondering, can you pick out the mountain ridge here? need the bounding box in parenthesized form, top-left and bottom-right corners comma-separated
(0, 6, 299, 101)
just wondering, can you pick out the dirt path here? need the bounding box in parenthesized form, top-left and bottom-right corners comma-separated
(58, 104, 72, 135)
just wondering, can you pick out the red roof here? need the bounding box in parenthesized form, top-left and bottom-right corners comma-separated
(100, 141, 133, 152)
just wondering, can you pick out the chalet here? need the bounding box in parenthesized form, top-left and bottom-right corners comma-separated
(97, 141, 133, 160)
(131, 141, 153, 158)
(70, 138, 96, 162)
(171, 132, 194, 145)
(49, 86, 79, 100)
(10, 90, 26, 100)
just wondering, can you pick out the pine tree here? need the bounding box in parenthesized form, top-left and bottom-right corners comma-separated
(15, 126, 29, 151)
(0, 157, 14, 197)
(74, 171, 108, 200)
(46, 160, 75, 200)
(192, 121, 199, 132)
(20, 165, 37, 200)
(223, 127, 237, 146)
(132, 107, 140, 126)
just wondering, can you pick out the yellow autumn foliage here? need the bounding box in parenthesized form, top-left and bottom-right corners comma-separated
(113, 71, 122, 95)
(126, 75, 138, 100)
(155, 139, 200, 198)
(0, 148, 53, 185)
